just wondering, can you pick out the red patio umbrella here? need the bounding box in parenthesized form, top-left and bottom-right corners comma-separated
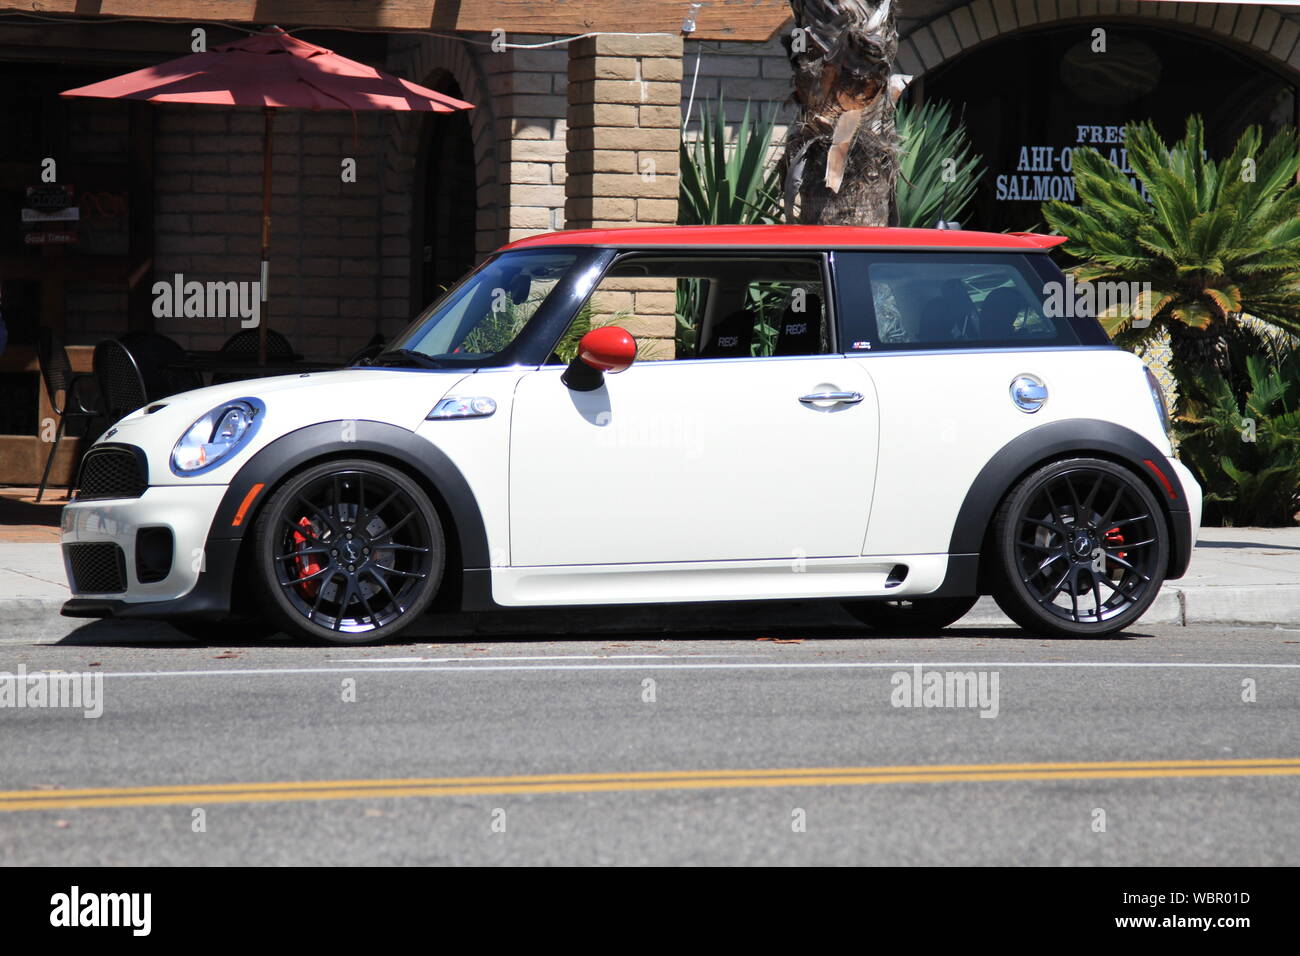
(62, 26, 473, 363)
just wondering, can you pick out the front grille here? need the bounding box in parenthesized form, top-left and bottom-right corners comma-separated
(66, 543, 127, 594)
(77, 446, 147, 500)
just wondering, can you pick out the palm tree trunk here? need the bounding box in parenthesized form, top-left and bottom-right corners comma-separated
(781, 0, 905, 226)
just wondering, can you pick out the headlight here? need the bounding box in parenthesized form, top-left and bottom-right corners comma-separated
(1144, 367, 1171, 436)
(428, 396, 496, 419)
(170, 399, 264, 475)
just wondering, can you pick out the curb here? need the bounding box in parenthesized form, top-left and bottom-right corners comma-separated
(1175, 585, 1300, 627)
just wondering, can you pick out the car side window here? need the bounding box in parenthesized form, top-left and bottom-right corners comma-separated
(836, 252, 1080, 351)
(550, 255, 830, 363)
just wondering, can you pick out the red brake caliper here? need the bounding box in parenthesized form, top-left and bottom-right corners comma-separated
(292, 517, 322, 597)
(1104, 526, 1126, 570)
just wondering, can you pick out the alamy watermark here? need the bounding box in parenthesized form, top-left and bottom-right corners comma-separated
(890, 665, 999, 718)
(1043, 276, 1153, 328)
(0, 664, 103, 718)
(50, 886, 150, 936)
(152, 272, 261, 328)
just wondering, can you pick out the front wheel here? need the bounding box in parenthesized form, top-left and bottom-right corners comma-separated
(990, 457, 1168, 637)
(841, 596, 978, 634)
(252, 459, 446, 644)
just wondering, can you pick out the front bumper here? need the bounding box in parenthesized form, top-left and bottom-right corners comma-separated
(60, 484, 236, 620)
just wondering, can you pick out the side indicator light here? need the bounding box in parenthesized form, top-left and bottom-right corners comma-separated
(1142, 459, 1177, 501)
(231, 482, 266, 527)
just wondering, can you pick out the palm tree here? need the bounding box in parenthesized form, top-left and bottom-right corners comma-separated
(1042, 116, 1300, 382)
(780, 0, 906, 225)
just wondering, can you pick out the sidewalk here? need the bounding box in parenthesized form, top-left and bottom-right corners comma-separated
(1, 511, 1296, 640)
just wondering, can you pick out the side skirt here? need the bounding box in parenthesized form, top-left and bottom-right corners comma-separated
(478, 554, 968, 609)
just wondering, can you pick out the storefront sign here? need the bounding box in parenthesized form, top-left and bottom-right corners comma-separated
(25, 183, 75, 211)
(21, 207, 80, 222)
(994, 125, 1148, 203)
(21, 183, 79, 244)
(23, 229, 78, 245)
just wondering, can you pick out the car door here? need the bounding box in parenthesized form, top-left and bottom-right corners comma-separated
(508, 355, 878, 567)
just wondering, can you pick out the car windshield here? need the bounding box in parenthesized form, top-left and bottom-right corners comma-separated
(381, 251, 580, 367)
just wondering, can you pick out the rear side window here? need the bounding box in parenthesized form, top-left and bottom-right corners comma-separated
(833, 251, 1094, 352)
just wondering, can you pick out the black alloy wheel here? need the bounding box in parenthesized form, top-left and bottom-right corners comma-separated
(991, 457, 1168, 637)
(253, 459, 445, 644)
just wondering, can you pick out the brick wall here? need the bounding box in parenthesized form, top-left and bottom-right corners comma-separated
(681, 27, 796, 141)
(151, 104, 387, 361)
(113, 30, 800, 363)
(62, 98, 130, 344)
(484, 37, 570, 242)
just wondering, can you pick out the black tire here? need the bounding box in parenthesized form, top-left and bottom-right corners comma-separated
(841, 596, 978, 633)
(252, 459, 446, 644)
(990, 457, 1168, 637)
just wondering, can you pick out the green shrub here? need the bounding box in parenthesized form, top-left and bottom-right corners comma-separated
(1175, 330, 1300, 526)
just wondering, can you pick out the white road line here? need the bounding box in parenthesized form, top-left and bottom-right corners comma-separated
(329, 654, 754, 663)
(44, 660, 1300, 678)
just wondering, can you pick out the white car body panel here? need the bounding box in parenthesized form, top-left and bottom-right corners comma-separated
(103, 368, 468, 487)
(413, 368, 531, 568)
(508, 356, 877, 566)
(859, 347, 1170, 556)
(491, 554, 947, 607)
(60, 484, 227, 601)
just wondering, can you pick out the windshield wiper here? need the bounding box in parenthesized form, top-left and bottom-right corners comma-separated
(371, 348, 441, 369)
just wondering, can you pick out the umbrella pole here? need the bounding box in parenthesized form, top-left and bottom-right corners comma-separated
(258, 106, 274, 365)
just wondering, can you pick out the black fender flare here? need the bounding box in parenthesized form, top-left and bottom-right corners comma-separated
(199, 420, 491, 615)
(208, 419, 490, 563)
(947, 418, 1193, 585)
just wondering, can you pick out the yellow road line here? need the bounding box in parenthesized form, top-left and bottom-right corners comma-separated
(3, 758, 1297, 812)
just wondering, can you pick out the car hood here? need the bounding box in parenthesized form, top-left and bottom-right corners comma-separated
(97, 367, 473, 486)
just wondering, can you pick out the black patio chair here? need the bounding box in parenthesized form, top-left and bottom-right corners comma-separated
(345, 332, 386, 366)
(36, 327, 101, 502)
(94, 338, 149, 425)
(212, 328, 295, 384)
(119, 330, 203, 400)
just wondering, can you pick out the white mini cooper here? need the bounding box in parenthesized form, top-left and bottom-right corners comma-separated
(61, 225, 1201, 644)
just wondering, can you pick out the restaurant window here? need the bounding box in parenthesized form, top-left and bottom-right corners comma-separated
(921, 25, 1299, 233)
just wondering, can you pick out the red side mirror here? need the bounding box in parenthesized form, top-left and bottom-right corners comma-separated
(562, 326, 636, 391)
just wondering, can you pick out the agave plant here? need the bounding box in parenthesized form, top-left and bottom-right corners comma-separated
(678, 97, 782, 227)
(677, 98, 783, 356)
(894, 99, 983, 229)
(1042, 116, 1300, 382)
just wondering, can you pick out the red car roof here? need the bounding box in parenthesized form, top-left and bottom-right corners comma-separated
(501, 224, 1068, 252)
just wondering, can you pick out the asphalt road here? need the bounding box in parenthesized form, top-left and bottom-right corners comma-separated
(0, 613, 1297, 866)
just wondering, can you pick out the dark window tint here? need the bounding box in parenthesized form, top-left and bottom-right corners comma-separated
(834, 252, 1093, 351)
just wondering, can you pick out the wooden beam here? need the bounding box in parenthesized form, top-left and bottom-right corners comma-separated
(0, 1, 790, 41)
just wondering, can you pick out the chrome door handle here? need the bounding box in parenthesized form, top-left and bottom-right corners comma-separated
(799, 391, 863, 405)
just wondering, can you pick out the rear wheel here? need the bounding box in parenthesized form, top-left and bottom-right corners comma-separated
(841, 596, 978, 633)
(252, 459, 445, 644)
(990, 457, 1168, 637)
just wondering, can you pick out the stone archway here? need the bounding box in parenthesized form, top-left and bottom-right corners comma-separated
(897, 2, 1300, 79)
(382, 34, 501, 317)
